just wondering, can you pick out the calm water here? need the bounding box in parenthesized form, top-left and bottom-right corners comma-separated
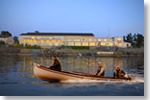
(0, 55, 144, 96)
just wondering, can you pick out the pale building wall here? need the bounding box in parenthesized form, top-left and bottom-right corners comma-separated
(19, 34, 131, 48)
(0, 37, 14, 45)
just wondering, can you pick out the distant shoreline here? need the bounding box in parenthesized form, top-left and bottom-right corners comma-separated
(0, 46, 144, 57)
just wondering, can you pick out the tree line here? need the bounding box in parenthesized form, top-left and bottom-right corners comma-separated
(123, 33, 144, 48)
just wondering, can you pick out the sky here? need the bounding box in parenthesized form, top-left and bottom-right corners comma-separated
(0, 0, 144, 37)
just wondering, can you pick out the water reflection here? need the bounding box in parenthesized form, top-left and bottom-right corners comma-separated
(0, 55, 144, 84)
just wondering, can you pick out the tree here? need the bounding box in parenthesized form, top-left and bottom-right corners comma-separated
(1, 31, 12, 37)
(126, 33, 134, 46)
(35, 31, 39, 33)
(136, 33, 144, 48)
(132, 33, 137, 47)
(123, 33, 144, 48)
(0, 40, 5, 45)
(13, 36, 19, 45)
(123, 36, 126, 42)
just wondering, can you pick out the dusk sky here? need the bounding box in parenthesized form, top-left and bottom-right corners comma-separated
(0, 0, 144, 37)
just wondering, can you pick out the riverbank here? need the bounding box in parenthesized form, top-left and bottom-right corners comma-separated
(0, 46, 144, 57)
(0, 46, 40, 56)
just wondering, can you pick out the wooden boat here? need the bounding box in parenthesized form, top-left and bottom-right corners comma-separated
(33, 63, 132, 82)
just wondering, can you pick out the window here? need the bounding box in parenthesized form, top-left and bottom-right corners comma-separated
(68, 42, 74, 46)
(98, 39, 101, 41)
(117, 38, 122, 41)
(48, 37, 52, 39)
(74, 39, 80, 41)
(101, 42, 106, 46)
(31, 36, 35, 39)
(104, 39, 107, 42)
(75, 42, 81, 46)
(89, 42, 95, 46)
(67, 39, 72, 41)
(89, 39, 92, 41)
(82, 42, 88, 46)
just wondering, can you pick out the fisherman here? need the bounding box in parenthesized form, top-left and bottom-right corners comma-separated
(113, 66, 125, 78)
(49, 56, 61, 71)
(96, 62, 105, 76)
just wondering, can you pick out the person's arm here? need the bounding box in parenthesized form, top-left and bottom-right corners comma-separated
(49, 63, 55, 69)
(98, 67, 105, 76)
(96, 68, 100, 75)
(50, 60, 59, 67)
(50, 61, 57, 69)
(121, 70, 125, 76)
(113, 72, 116, 77)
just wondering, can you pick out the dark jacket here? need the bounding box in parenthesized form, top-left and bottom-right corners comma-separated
(50, 59, 61, 71)
(96, 66, 105, 76)
(113, 69, 125, 78)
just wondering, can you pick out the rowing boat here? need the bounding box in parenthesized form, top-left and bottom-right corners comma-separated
(33, 63, 132, 82)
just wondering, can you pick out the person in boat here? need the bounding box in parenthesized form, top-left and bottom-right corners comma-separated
(49, 56, 61, 71)
(113, 66, 125, 78)
(96, 62, 105, 76)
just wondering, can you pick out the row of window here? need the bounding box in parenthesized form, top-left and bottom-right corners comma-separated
(21, 38, 120, 42)
(21, 41, 115, 47)
(22, 40, 61, 43)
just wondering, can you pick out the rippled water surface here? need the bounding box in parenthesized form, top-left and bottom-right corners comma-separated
(0, 55, 144, 96)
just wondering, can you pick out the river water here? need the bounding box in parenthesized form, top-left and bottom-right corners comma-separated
(0, 55, 144, 96)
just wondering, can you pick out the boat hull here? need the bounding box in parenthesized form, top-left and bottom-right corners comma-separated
(33, 63, 131, 82)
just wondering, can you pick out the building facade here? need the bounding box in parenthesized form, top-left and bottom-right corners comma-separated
(0, 36, 14, 45)
(19, 32, 131, 48)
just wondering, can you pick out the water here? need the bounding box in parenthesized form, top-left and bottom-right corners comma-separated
(0, 55, 144, 96)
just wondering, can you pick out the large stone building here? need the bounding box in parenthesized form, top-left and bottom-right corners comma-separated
(19, 32, 131, 48)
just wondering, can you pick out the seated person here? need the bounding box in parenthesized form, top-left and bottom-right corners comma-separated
(49, 56, 61, 71)
(113, 66, 125, 78)
(96, 62, 105, 76)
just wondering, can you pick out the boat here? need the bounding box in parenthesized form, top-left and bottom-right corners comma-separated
(33, 63, 132, 82)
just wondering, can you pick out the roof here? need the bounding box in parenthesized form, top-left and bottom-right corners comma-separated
(20, 32, 94, 36)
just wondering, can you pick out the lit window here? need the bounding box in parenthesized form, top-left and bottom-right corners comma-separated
(98, 39, 101, 41)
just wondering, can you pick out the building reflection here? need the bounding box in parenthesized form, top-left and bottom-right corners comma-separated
(19, 56, 143, 80)
(20, 56, 125, 76)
